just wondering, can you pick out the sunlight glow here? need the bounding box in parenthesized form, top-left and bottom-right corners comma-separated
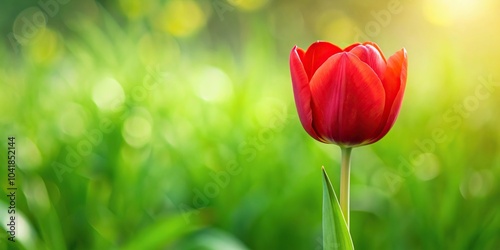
(423, 0, 485, 26)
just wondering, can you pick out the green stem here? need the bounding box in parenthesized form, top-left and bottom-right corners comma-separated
(340, 147, 352, 229)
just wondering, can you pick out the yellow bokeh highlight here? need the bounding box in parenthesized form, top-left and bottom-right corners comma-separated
(119, 0, 155, 20)
(25, 27, 62, 64)
(227, 0, 269, 11)
(423, 0, 484, 26)
(314, 10, 356, 46)
(153, 0, 207, 37)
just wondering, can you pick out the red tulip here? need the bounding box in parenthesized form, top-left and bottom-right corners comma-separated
(290, 41, 407, 147)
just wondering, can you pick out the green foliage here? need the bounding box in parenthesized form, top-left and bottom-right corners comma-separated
(1, 0, 500, 249)
(322, 167, 354, 250)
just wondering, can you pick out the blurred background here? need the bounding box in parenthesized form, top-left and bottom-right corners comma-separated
(1, 0, 500, 249)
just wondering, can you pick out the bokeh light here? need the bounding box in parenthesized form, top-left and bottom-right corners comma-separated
(1, 0, 500, 249)
(153, 0, 208, 37)
(423, 0, 486, 26)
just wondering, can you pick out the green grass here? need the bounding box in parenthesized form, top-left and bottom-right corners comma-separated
(1, 0, 500, 249)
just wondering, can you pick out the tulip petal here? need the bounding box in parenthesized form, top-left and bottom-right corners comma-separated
(303, 41, 343, 80)
(309, 52, 386, 146)
(343, 43, 361, 52)
(361, 42, 387, 62)
(290, 46, 324, 142)
(373, 48, 408, 142)
(347, 44, 386, 79)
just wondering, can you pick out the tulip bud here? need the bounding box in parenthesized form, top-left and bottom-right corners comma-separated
(290, 41, 407, 147)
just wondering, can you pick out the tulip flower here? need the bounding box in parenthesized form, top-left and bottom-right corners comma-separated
(289, 41, 407, 243)
(290, 41, 407, 147)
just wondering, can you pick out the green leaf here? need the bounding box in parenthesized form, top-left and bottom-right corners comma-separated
(322, 167, 354, 250)
(122, 214, 199, 250)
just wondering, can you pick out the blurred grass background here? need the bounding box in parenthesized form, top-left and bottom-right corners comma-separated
(1, 0, 500, 249)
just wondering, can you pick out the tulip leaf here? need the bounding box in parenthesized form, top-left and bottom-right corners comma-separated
(322, 167, 354, 250)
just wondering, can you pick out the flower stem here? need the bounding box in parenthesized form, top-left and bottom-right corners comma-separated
(340, 147, 352, 229)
